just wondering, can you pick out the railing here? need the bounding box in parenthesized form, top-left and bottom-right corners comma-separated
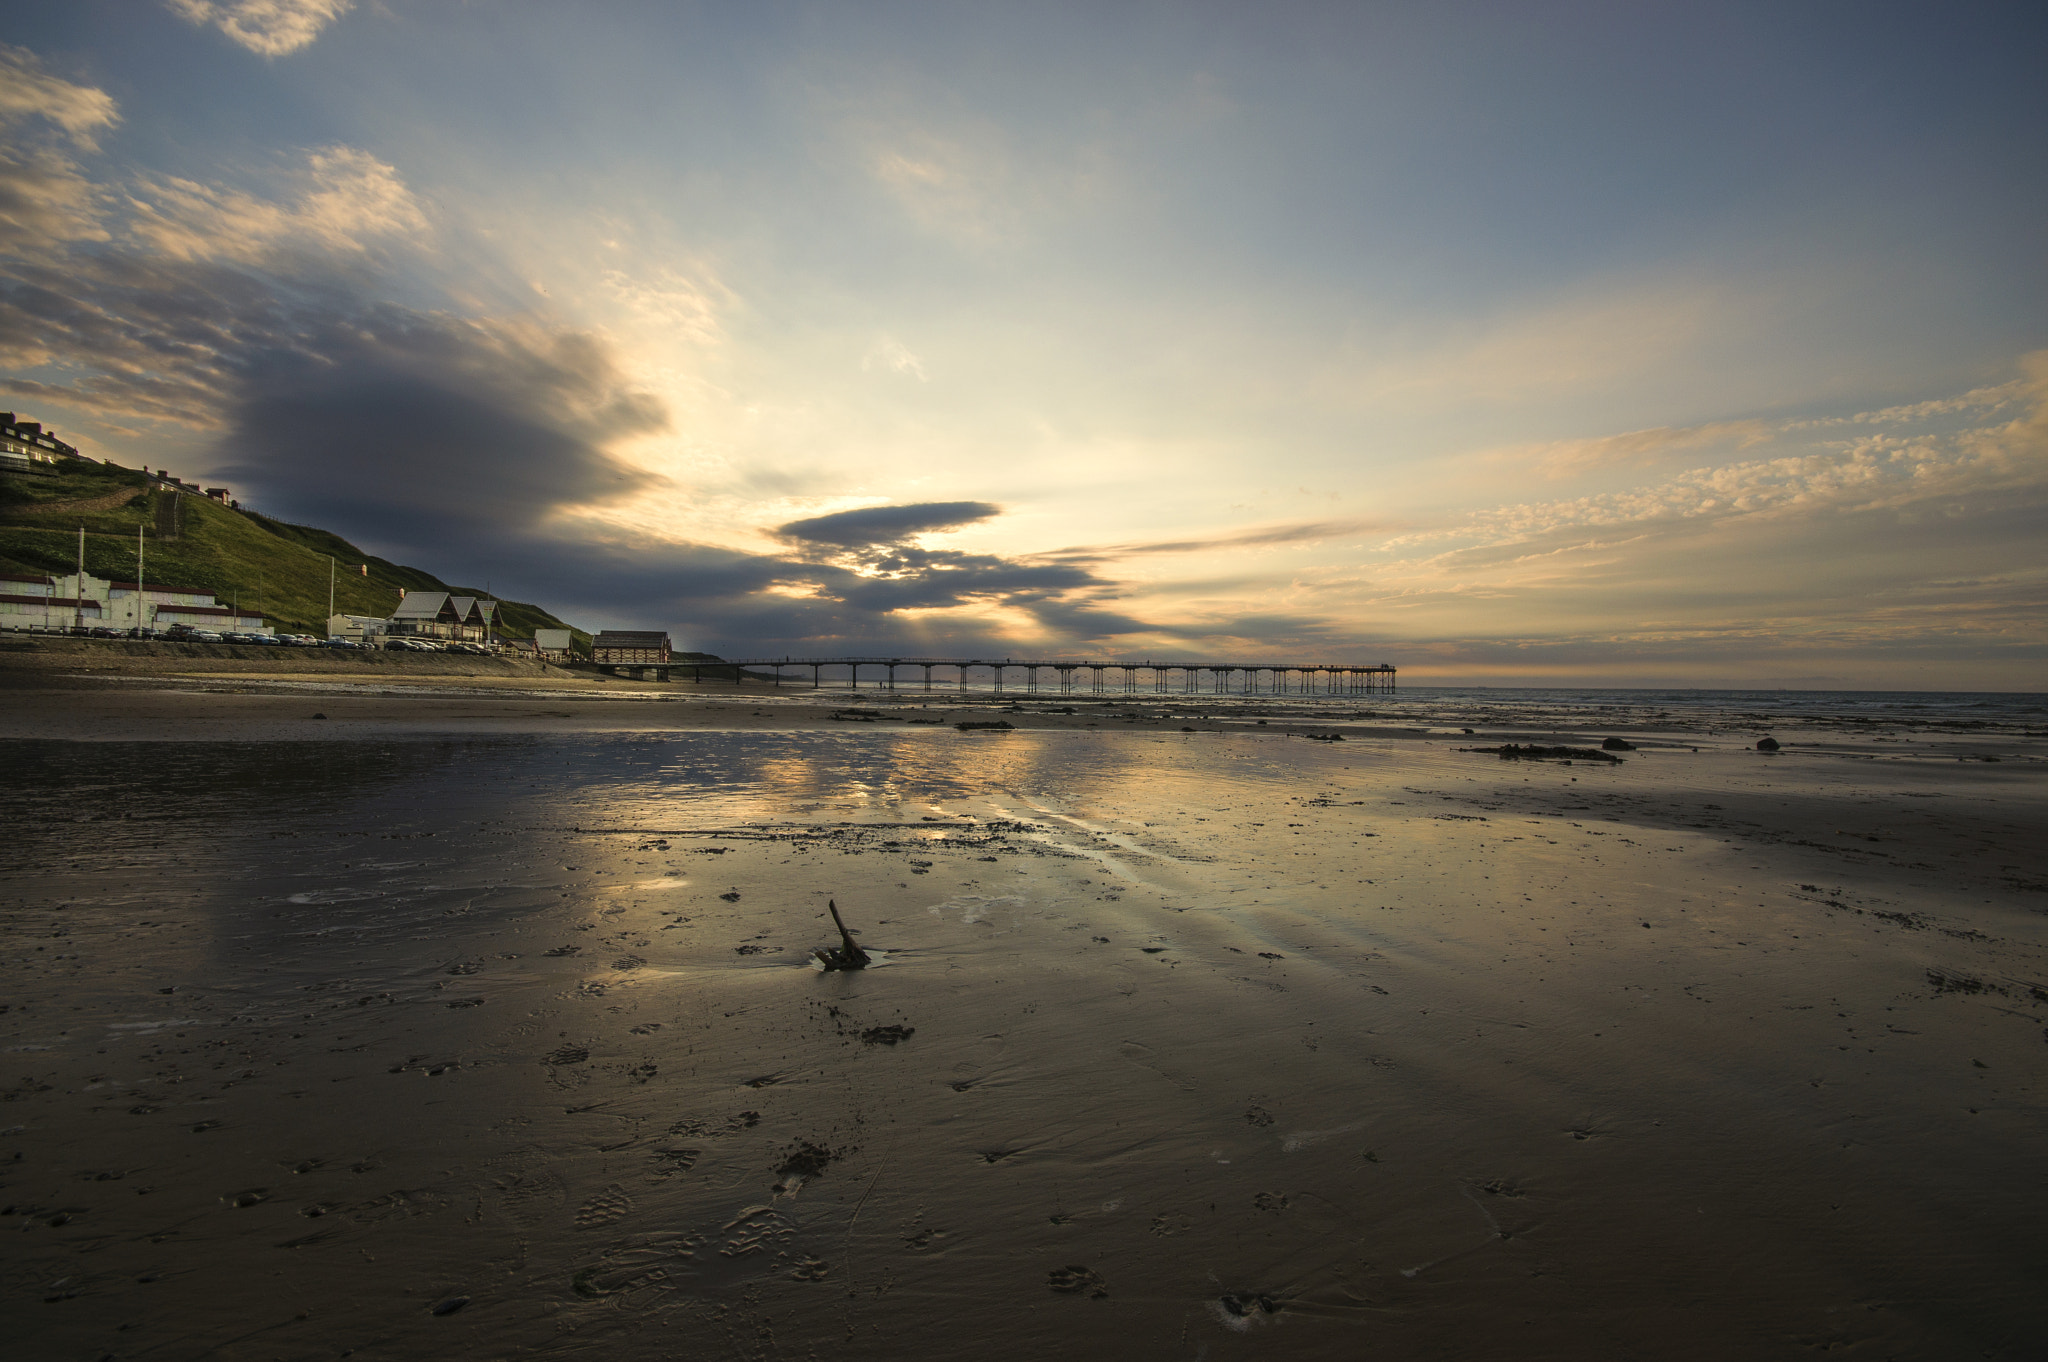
(701, 657, 1397, 694)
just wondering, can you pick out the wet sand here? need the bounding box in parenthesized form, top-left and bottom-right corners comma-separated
(4, 672, 2045, 1359)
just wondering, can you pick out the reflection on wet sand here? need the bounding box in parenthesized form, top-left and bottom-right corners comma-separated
(5, 728, 2045, 1360)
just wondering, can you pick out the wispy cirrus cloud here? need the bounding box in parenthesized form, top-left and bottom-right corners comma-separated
(0, 47, 120, 261)
(1050, 519, 1375, 560)
(1516, 420, 1775, 479)
(127, 147, 427, 266)
(0, 45, 120, 149)
(1386, 357, 2048, 562)
(165, 0, 353, 58)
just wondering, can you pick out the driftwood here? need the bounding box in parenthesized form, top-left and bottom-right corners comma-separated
(813, 899, 871, 971)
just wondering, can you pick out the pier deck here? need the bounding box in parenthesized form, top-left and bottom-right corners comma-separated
(641, 656, 1398, 694)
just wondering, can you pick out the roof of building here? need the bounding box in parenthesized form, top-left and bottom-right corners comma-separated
(0, 415, 79, 458)
(0, 573, 55, 585)
(593, 630, 671, 648)
(391, 591, 452, 619)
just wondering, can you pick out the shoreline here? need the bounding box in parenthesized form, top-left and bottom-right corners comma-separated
(3, 652, 2036, 764)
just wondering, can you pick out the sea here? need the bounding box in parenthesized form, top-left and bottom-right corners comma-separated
(785, 682, 2048, 734)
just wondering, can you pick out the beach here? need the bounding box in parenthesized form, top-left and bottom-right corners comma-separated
(4, 649, 2044, 1359)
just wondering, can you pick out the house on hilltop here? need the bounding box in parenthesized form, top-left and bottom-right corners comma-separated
(0, 414, 83, 476)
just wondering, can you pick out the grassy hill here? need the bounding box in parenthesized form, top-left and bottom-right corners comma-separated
(0, 460, 583, 641)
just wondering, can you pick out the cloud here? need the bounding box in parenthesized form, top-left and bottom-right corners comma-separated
(1784, 380, 2028, 430)
(867, 137, 1020, 247)
(776, 501, 1000, 548)
(127, 147, 427, 264)
(0, 49, 119, 262)
(1378, 353, 2048, 562)
(863, 335, 928, 381)
(0, 96, 1160, 653)
(0, 148, 111, 259)
(0, 142, 439, 429)
(0, 93, 662, 560)
(215, 312, 668, 543)
(1323, 357, 2048, 686)
(1519, 420, 1773, 479)
(1053, 519, 1373, 559)
(0, 46, 121, 150)
(1324, 277, 1743, 412)
(165, 0, 353, 58)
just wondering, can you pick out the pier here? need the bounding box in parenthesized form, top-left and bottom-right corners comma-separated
(684, 657, 1397, 694)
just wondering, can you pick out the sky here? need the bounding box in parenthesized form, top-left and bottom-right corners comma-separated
(2, 0, 2044, 687)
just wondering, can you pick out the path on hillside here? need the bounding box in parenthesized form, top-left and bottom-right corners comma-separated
(1, 484, 144, 518)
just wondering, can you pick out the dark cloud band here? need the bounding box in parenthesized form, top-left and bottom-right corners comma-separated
(775, 500, 1001, 547)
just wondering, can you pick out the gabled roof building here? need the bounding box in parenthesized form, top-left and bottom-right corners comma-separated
(592, 630, 671, 664)
(389, 590, 494, 641)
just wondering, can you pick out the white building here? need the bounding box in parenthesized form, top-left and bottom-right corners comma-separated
(328, 613, 390, 643)
(0, 570, 268, 634)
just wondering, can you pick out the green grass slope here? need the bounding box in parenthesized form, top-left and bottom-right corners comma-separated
(0, 461, 583, 640)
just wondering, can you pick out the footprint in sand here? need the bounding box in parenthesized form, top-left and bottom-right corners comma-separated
(1048, 1265, 1108, 1298)
(575, 1184, 632, 1229)
(493, 1170, 565, 1224)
